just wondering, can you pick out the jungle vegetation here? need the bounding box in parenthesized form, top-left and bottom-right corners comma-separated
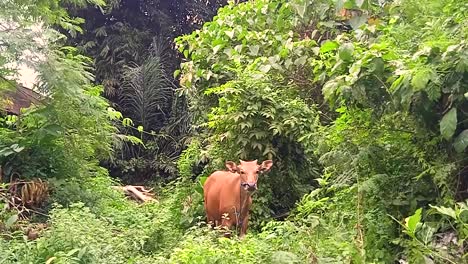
(1, 0, 468, 263)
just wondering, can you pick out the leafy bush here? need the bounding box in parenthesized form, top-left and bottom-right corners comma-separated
(0, 171, 192, 263)
(175, 0, 330, 224)
(167, 220, 313, 264)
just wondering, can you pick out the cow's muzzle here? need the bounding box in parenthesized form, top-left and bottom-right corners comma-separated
(241, 182, 257, 192)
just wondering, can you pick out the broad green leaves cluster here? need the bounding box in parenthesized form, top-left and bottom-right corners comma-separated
(321, 0, 468, 152)
(205, 71, 319, 161)
(175, 0, 337, 117)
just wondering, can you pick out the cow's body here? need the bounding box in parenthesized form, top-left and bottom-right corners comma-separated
(203, 160, 273, 238)
(203, 170, 252, 236)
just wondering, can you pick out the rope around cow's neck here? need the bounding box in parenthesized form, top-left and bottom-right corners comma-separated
(236, 182, 256, 235)
(236, 183, 244, 235)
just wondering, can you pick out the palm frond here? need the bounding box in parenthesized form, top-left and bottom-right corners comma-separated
(120, 38, 173, 131)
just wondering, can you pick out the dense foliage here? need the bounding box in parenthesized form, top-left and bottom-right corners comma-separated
(1, 0, 468, 263)
(64, 0, 232, 183)
(0, 0, 120, 182)
(175, 0, 468, 262)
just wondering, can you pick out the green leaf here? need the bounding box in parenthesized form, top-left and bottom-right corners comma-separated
(45, 257, 57, 264)
(271, 251, 300, 264)
(425, 83, 441, 101)
(66, 248, 80, 257)
(418, 223, 436, 245)
(411, 68, 432, 91)
(294, 55, 307, 66)
(137, 125, 144, 132)
(430, 205, 456, 219)
(10, 144, 24, 153)
(199, 176, 208, 186)
(355, 0, 365, 7)
(213, 45, 223, 54)
(173, 69, 180, 78)
(405, 208, 422, 233)
(343, 1, 357, 8)
(336, 0, 345, 10)
(320, 41, 339, 53)
(87, 0, 106, 6)
(249, 45, 260, 56)
(259, 64, 271, 73)
(292, 2, 308, 19)
(183, 50, 189, 58)
(43, 124, 63, 136)
(107, 107, 123, 120)
(5, 214, 18, 229)
(349, 15, 368, 29)
(224, 30, 235, 39)
(454, 129, 468, 153)
(368, 57, 384, 74)
(393, 77, 413, 110)
(0, 147, 14, 157)
(124, 135, 144, 146)
(78, 247, 87, 258)
(322, 80, 339, 100)
(196, 176, 208, 194)
(338, 43, 354, 61)
(440, 108, 457, 140)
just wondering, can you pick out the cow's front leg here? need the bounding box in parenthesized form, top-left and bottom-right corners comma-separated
(221, 213, 234, 238)
(239, 214, 249, 238)
(206, 216, 216, 228)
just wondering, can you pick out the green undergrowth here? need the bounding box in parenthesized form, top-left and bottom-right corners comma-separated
(0, 161, 365, 264)
(0, 172, 327, 264)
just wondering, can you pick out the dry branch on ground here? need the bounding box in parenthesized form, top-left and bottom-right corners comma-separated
(112, 185, 156, 202)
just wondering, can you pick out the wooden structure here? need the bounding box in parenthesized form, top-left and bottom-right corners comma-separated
(1, 86, 42, 115)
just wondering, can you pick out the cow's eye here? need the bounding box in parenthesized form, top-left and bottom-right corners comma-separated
(239, 170, 245, 174)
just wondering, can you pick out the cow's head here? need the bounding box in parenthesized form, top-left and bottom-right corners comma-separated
(225, 159, 273, 192)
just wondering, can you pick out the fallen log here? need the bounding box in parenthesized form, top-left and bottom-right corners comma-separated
(112, 185, 155, 203)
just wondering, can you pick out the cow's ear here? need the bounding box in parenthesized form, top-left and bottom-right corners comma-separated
(225, 161, 238, 172)
(260, 160, 273, 173)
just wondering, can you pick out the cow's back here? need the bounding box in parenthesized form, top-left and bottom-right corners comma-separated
(203, 171, 240, 224)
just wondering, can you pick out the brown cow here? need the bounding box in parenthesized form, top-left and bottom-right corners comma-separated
(203, 159, 273, 238)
